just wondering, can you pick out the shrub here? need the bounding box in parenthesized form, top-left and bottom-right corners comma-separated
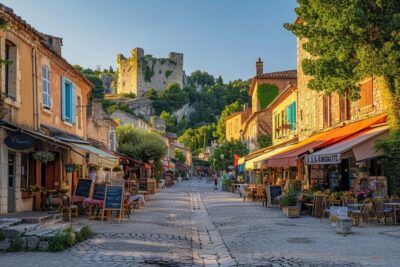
(80, 225, 92, 240)
(49, 228, 75, 252)
(7, 236, 23, 252)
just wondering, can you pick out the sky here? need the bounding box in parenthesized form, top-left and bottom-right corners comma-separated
(3, 0, 298, 82)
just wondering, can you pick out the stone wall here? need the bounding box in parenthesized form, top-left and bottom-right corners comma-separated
(296, 37, 388, 141)
(116, 48, 184, 97)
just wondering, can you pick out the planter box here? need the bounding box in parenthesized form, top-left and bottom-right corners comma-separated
(282, 206, 300, 218)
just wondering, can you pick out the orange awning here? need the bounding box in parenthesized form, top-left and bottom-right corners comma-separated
(266, 113, 387, 167)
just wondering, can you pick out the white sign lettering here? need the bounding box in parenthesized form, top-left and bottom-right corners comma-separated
(305, 153, 341, 165)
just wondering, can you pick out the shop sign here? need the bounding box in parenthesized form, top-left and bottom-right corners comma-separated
(305, 153, 341, 165)
(4, 133, 34, 150)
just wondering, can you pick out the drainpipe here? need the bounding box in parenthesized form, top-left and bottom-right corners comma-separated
(32, 46, 39, 131)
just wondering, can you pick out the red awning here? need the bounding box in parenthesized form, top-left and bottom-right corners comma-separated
(266, 113, 387, 167)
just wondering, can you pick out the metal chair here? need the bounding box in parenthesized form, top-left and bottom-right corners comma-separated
(320, 196, 331, 222)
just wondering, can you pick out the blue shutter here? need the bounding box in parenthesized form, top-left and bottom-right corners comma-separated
(71, 84, 76, 124)
(286, 105, 291, 128)
(61, 76, 66, 121)
(292, 101, 296, 130)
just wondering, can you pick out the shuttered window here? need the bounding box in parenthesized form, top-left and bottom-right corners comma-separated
(61, 76, 76, 124)
(42, 65, 51, 108)
(359, 79, 373, 111)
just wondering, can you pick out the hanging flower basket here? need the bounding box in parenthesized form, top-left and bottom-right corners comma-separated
(88, 164, 99, 171)
(33, 151, 55, 163)
(65, 163, 77, 173)
(112, 166, 122, 172)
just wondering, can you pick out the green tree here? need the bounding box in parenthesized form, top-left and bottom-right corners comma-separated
(215, 101, 242, 143)
(154, 82, 189, 114)
(160, 111, 177, 132)
(209, 140, 248, 171)
(144, 88, 158, 100)
(175, 150, 186, 163)
(187, 71, 215, 87)
(117, 125, 167, 163)
(285, 0, 400, 193)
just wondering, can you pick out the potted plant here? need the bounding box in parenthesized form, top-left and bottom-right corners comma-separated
(279, 191, 300, 218)
(33, 151, 55, 163)
(22, 185, 42, 198)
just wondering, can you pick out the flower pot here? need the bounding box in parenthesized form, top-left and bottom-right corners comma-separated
(282, 206, 300, 218)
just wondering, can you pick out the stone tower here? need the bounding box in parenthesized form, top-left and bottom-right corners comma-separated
(116, 48, 184, 96)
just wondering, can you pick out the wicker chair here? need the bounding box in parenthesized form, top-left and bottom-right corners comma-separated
(243, 186, 253, 201)
(351, 200, 372, 226)
(320, 196, 331, 222)
(255, 185, 265, 202)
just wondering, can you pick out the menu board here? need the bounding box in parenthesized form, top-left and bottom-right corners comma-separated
(104, 185, 124, 210)
(75, 179, 92, 197)
(93, 183, 106, 201)
(266, 185, 282, 207)
(138, 179, 148, 191)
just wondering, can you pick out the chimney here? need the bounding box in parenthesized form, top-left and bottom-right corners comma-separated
(43, 34, 63, 56)
(256, 57, 263, 76)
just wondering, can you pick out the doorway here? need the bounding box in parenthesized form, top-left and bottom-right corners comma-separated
(7, 153, 16, 213)
(340, 159, 350, 191)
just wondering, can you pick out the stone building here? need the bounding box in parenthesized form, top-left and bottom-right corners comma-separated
(236, 58, 297, 152)
(296, 37, 388, 141)
(100, 73, 114, 94)
(225, 107, 251, 141)
(116, 48, 184, 96)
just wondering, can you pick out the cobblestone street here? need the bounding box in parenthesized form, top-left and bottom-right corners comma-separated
(1, 180, 400, 267)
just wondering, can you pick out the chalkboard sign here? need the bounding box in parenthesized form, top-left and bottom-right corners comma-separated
(75, 179, 92, 197)
(267, 185, 282, 207)
(104, 185, 124, 210)
(138, 179, 148, 191)
(93, 183, 106, 201)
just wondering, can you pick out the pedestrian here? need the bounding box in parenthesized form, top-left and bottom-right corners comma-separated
(214, 174, 218, 190)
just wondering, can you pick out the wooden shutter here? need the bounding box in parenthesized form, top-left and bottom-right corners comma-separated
(71, 84, 77, 124)
(359, 79, 373, 112)
(291, 102, 296, 130)
(61, 76, 66, 121)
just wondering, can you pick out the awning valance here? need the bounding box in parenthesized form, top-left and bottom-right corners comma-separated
(305, 125, 389, 165)
(267, 114, 387, 168)
(245, 146, 291, 170)
(70, 143, 119, 168)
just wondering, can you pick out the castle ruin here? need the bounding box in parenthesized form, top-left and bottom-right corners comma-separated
(116, 48, 184, 96)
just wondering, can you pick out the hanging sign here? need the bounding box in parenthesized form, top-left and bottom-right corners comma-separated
(4, 133, 34, 150)
(305, 153, 341, 165)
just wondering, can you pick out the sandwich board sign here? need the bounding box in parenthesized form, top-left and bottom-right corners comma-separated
(102, 185, 124, 223)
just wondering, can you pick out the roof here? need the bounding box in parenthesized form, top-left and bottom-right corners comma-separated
(249, 69, 297, 96)
(0, 3, 93, 88)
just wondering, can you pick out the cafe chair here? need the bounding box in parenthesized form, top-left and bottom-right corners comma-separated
(243, 186, 253, 201)
(321, 196, 331, 222)
(62, 197, 79, 222)
(255, 185, 265, 202)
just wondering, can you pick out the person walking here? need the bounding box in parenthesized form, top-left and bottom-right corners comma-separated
(214, 173, 218, 190)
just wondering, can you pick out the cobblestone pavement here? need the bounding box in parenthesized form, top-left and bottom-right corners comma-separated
(1, 179, 400, 266)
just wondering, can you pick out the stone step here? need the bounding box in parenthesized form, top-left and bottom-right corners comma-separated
(1, 223, 40, 238)
(25, 222, 71, 238)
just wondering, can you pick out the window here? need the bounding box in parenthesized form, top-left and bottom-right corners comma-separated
(323, 95, 332, 128)
(5, 41, 17, 100)
(42, 65, 51, 108)
(287, 101, 296, 130)
(359, 79, 373, 112)
(110, 126, 116, 151)
(61, 76, 76, 124)
(339, 96, 351, 122)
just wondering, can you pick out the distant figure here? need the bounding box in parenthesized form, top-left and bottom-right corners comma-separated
(214, 174, 218, 190)
(263, 174, 272, 186)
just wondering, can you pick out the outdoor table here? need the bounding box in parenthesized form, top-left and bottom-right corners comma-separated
(384, 203, 400, 225)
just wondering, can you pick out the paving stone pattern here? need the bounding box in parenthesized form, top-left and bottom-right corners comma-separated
(0, 179, 399, 266)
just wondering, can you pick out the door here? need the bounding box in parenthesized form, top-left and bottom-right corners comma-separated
(7, 153, 15, 213)
(340, 159, 350, 191)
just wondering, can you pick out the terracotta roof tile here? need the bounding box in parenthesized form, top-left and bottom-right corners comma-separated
(256, 70, 297, 79)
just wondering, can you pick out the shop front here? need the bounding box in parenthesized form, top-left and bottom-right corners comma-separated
(0, 122, 72, 214)
(305, 125, 389, 196)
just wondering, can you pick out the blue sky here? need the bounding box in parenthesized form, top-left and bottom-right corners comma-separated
(3, 0, 298, 81)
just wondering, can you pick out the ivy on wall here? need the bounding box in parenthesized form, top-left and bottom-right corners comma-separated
(165, 70, 173, 78)
(139, 56, 156, 83)
(257, 83, 279, 109)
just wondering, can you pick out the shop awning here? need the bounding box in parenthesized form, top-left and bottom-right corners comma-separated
(70, 143, 119, 169)
(305, 125, 389, 165)
(267, 113, 387, 167)
(245, 146, 291, 170)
